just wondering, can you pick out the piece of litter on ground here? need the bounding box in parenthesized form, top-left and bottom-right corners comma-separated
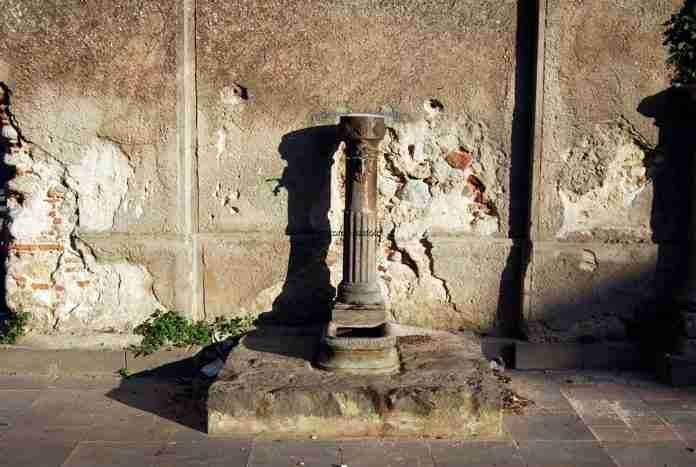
(200, 358, 224, 377)
(489, 357, 505, 371)
(310, 435, 317, 440)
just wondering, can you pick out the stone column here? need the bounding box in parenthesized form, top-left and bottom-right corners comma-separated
(336, 114, 385, 306)
(317, 114, 398, 375)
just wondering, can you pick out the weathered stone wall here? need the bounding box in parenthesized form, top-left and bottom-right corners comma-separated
(525, 0, 686, 343)
(196, 0, 520, 332)
(0, 0, 687, 346)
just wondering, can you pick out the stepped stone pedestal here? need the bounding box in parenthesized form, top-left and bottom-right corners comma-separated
(206, 116, 505, 435)
(206, 326, 504, 438)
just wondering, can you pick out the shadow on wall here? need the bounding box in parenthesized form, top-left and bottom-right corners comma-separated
(637, 86, 696, 353)
(494, 0, 539, 339)
(0, 82, 19, 322)
(528, 259, 682, 355)
(258, 125, 338, 326)
(523, 89, 693, 354)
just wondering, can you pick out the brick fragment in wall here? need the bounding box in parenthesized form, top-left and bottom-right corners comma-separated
(0, 95, 165, 333)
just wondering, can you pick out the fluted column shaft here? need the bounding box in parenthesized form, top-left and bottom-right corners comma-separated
(336, 115, 385, 306)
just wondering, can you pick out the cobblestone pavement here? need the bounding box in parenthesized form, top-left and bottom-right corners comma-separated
(1, 370, 696, 466)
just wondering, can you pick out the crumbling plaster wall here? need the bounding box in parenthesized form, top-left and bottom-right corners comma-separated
(525, 0, 686, 343)
(0, 0, 191, 341)
(197, 0, 521, 332)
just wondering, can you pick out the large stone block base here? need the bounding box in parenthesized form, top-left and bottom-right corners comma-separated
(207, 326, 504, 438)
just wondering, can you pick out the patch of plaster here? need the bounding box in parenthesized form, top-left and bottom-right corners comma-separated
(66, 137, 133, 232)
(557, 123, 654, 239)
(215, 127, 227, 164)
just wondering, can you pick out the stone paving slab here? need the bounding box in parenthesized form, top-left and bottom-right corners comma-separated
(603, 441, 696, 467)
(428, 440, 524, 466)
(61, 442, 165, 467)
(249, 439, 435, 467)
(0, 375, 51, 389)
(0, 346, 199, 379)
(0, 436, 77, 467)
(153, 439, 251, 467)
(517, 441, 617, 467)
(504, 413, 596, 441)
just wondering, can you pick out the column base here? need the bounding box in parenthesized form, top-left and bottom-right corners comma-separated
(316, 302, 399, 375)
(336, 282, 385, 306)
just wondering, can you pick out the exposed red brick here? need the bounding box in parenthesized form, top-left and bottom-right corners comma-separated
(38, 244, 64, 252)
(31, 283, 51, 290)
(445, 148, 473, 171)
(467, 175, 486, 205)
(9, 243, 64, 252)
(9, 244, 38, 252)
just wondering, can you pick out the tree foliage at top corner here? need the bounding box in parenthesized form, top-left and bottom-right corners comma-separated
(664, 1, 696, 85)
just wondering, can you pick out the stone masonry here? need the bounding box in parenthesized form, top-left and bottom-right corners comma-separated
(0, 0, 689, 347)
